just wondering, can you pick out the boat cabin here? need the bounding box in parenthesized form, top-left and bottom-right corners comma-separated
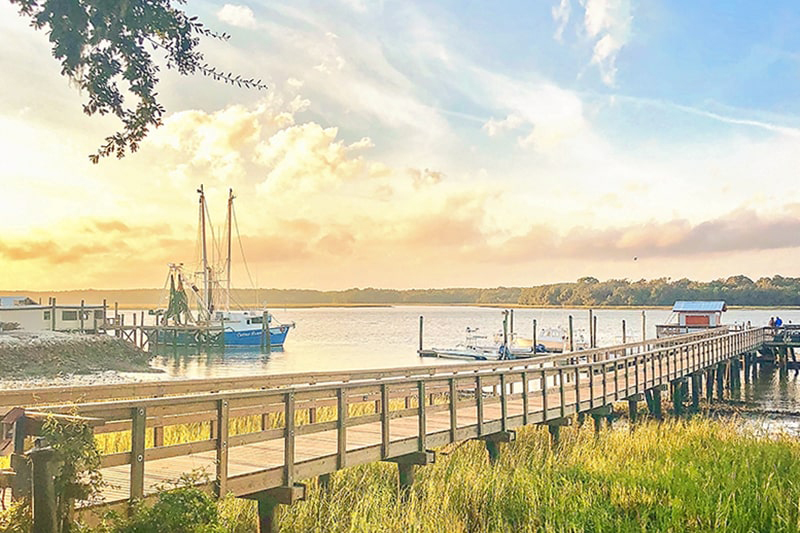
(656, 300, 727, 338)
(0, 296, 106, 332)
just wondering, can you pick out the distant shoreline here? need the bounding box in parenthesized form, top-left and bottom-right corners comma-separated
(105, 303, 800, 311)
(5, 275, 800, 309)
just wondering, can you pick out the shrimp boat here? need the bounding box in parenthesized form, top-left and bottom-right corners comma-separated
(156, 186, 294, 347)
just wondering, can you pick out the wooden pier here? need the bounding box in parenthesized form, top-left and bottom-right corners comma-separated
(0, 326, 776, 530)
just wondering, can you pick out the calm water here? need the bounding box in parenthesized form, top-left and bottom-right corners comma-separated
(115, 305, 800, 432)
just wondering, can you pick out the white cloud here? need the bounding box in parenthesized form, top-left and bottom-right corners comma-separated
(552, 0, 572, 42)
(217, 4, 257, 29)
(483, 114, 524, 136)
(580, 0, 631, 85)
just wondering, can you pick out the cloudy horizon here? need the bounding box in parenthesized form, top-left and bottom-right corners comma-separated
(2, 1, 800, 291)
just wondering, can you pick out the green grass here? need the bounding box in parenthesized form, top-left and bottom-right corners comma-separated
(218, 418, 800, 532)
(7, 404, 800, 532)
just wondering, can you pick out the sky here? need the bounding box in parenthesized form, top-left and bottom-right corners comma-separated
(2, 0, 800, 291)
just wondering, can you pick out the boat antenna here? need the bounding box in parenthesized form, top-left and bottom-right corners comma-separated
(226, 188, 234, 310)
(198, 185, 211, 319)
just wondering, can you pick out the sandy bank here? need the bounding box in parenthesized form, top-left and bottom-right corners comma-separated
(0, 330, 157, 380)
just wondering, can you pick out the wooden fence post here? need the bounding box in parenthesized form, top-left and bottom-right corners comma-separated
(130, 407, 146, 501)
(30, 440, 57, 533)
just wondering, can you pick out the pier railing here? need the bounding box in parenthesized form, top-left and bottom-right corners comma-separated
(0, 325, 741, 417)
(5, 326, 766, 511)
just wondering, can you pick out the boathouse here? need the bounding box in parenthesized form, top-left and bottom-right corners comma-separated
(656, 300, 727, 337)
(0, 296, 106, 332)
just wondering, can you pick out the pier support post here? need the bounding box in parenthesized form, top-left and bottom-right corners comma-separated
(627, 393, 644, 425)
(386, 450, 435, 493)
(716, 363, 726, 400)
(646, 386, 665, 420)
(671, 378, 687, 415)
(545, 417, 571, 448)
(398, 463, 414, 489)
(481, 431, 516, 464)
(729, 359, 739, 391)
(706, 369, 715, 402)
(590, 405, 613, 435)
(743, 355, 751, 384)
(30, 441, 57, 533)
(247, 484, 306, 533)
(690, 374, 701, 412)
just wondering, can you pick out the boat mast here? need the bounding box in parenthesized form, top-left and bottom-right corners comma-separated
(226, 188, 234, 310)
(198, 185, 211, 318)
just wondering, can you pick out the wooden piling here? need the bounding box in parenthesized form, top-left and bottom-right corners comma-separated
(641, 310, 646, 342)
(419, 316, 424, 352)
(706, 368, 715, 401)
(265, 311, 271, 353)
(485, 440, 500, 464)
(622, 319, 627, 344)
(671, 379, 685, 415)
(568, 315, 574, 352)
(257, 496, 279, 533)
(628, 398, 638, 423)
(691, 373, 701, 411)
(532, 319, 537, 353)
(30, 442, 57, 533)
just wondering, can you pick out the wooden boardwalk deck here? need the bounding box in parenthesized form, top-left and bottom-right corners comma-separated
(2, 326, 766, 517)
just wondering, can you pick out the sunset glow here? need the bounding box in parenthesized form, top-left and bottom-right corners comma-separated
(2, 1, 800, 291)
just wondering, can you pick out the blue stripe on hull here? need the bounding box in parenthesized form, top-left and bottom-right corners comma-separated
(223, 326, 290, 346)
(158, 326, 290, 347)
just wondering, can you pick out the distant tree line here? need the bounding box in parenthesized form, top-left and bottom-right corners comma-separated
(10, 275, 800, 307)
(516, 276, 800, 307)
(248, 275, 800, 307)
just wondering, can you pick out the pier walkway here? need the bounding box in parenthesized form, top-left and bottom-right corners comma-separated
(0, 326, 771, 530)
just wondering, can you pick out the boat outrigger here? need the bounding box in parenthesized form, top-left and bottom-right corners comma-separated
(155, 186, 294, 347)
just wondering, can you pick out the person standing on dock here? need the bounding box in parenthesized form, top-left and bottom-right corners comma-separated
(769, 317, 775, 328)
(776, 317, 783, 328)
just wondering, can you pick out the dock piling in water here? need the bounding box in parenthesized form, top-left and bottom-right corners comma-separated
(419, 315, 424, 352)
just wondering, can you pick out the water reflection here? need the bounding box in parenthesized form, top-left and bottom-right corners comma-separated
(150, 345, 284, 379)
(725, 365, 800, 436)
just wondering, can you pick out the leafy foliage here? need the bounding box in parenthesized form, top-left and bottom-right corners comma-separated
(0, 500, 31, 533)
(41, 415, 104, 531)
(224, 275, 800, 306)
(94, 473, 224, 533)
(109, 488, 223, 533)
(11, 0, 267, 163)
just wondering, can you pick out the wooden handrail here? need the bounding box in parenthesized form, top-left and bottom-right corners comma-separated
(0, 326, 738, 414)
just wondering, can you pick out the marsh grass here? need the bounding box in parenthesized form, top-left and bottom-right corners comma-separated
(93, 397, 422, 454)
(271, 419, 800, 532)
(8, 400, 800, 532)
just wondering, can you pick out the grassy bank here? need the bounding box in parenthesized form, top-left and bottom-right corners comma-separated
(272, 418, 800, 532)
(84, 417, 800, 532)
(0, 331, 153, 378)
(4, 416, 800, 531)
